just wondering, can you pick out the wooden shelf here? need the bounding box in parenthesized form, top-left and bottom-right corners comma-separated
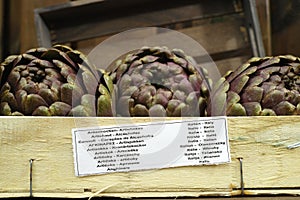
(34, 0, 265, 63)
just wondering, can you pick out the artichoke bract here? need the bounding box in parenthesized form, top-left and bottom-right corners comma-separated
(0, 45, 111, 116)
(208, 55, 300, 116)
(110, 46, 212, 117)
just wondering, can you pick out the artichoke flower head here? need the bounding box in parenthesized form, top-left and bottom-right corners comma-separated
(208, 55, 300, 116)
(110, 46, 212, 117)
(0, 45, 111, 116)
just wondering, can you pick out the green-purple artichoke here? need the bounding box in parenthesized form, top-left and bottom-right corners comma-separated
(110, 46, 212, 117)
(208, 55, 300, 116)
(0, 45, 113, 116)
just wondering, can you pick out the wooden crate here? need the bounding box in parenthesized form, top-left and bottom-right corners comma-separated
(0, 116, 299, 198)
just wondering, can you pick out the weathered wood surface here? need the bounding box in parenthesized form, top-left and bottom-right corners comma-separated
(0, 116, 299, 198)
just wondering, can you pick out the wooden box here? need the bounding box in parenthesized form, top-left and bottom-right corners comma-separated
(0, 116, 299, 198)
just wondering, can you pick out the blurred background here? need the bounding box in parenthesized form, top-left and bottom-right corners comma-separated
(0, 0, 300, 75)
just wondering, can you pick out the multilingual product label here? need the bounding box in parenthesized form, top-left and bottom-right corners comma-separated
(72, 117, 230, 176)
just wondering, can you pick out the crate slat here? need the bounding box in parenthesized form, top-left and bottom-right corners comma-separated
(0, 116, 299, 198)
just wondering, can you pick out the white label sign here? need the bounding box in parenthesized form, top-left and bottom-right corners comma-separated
(72, 117, 230, 176)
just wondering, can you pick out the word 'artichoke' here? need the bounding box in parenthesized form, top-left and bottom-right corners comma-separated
(0, 45, 113, 116)
(110, 46, 211, 117)
(208, 55, 300, 116)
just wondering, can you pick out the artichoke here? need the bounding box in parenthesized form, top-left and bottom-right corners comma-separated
(208, 55, 300, 116)
(110, 46, 212, 117)
(0, 45, 113, 116)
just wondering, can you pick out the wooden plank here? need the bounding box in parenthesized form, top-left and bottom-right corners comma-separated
(175, 14, 249, 55)
(5, 0, 22, 55)
(18, 0, 69, 52)
(35, 0, 239, 45)
(0, 116, 299, 198)
(255, 0, 272, 55)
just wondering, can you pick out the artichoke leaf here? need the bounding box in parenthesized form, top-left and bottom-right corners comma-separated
(226, 103, 247, 116)
(97, 94, 113, 117)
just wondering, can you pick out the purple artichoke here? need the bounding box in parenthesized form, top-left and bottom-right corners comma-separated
(0, 45, 113, 116)
(110, 46, 212, 117)
(208, 55, 300, 116)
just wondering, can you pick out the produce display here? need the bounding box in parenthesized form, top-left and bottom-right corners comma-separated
(0, 45, 299, 116)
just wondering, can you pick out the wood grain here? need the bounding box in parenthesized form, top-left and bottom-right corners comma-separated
(0, 116, 299, 198)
